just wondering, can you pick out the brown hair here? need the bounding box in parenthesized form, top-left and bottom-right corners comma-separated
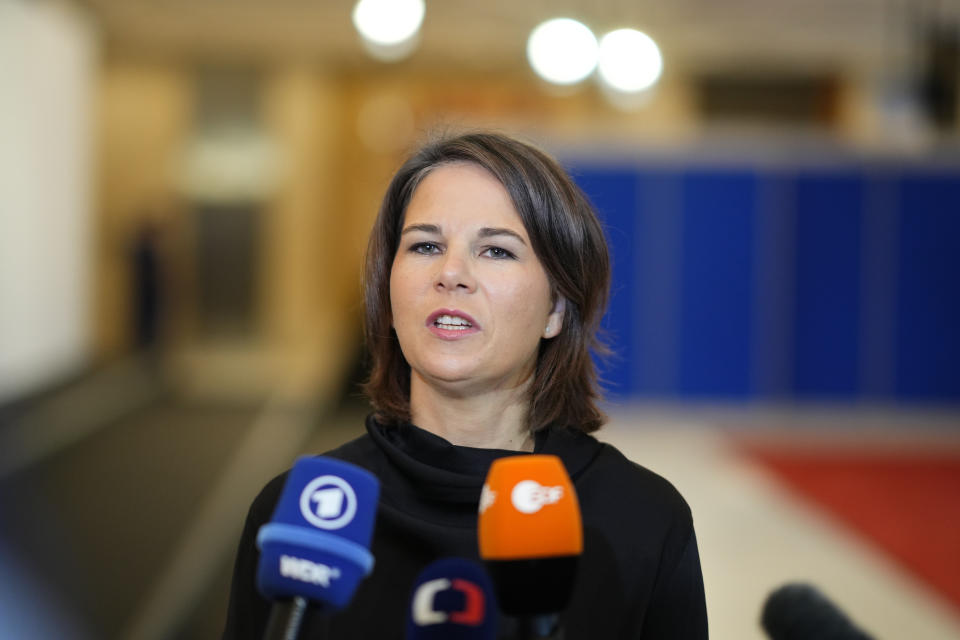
(362, 132, 610, 433)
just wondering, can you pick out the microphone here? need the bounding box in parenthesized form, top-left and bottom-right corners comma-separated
(761, 583, 875, 640)
(478, 455, 582, 639)
(406, 557, 498, 640)
(256, 456, 379, 639)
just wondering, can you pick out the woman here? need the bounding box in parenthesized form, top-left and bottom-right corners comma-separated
(223, 132, 707, 639)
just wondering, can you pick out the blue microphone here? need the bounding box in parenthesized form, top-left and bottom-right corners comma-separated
(256, 456, 379, 639)
(406, 557, 499, 640)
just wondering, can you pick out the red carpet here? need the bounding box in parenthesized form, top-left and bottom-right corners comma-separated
(739, 442, 960, 612)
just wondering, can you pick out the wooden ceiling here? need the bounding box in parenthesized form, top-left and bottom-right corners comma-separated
(80, 0, 959, 73)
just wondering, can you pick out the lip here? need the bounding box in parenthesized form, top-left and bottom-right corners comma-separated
(426, 308, 481, 340)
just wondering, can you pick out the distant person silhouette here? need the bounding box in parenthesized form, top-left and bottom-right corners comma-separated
(131, 219, 164, 354)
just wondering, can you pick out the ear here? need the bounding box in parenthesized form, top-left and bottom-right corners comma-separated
(543, 295, 566, 339)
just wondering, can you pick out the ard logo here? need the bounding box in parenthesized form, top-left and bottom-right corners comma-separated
(299, 475, 357, 530)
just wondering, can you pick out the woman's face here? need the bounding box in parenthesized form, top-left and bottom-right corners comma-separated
(389, 162, 564, 396)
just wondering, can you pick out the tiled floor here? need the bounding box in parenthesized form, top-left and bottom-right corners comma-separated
(600, 408, 960, 640)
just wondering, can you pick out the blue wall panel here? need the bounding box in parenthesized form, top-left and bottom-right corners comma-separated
(571, 167, 638, 398)
(678, 170, 757, 398)
(793, 171, 863, 397)
(564, 157, 960, 404)
(896, 173, 960, 400)
(633, 172, 683, 397)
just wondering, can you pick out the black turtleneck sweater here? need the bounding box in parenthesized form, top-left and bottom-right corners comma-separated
(222, 417, 708, 639)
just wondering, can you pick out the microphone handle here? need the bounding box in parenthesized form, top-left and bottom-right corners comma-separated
(508, 614, 563, 640)
(263, 596, 309, 640)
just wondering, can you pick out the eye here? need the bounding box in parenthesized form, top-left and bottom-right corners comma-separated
(481, 246, 516, 260)
(410, 242, 441, 255)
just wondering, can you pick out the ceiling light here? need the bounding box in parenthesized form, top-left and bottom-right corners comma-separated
(527, 18, 598, 85)
(597, 28, 663, 93)
(352, 0, 425, 61)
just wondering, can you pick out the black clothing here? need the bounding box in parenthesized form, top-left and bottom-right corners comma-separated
(223, 416, 708, 639)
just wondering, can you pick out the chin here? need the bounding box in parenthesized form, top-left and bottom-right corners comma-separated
(421, 367, 477, 387)
(411, 364, 489, 394)
(421, 368, 531, 397)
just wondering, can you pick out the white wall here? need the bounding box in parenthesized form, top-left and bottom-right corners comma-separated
(0, 1, 98, 402)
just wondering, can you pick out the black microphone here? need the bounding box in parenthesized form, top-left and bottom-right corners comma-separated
(761, 583, 875, 640)
(406, 557, 498, 640)
(256, 456, 380, 640)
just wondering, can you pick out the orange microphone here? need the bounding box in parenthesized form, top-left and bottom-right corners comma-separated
(478, 455, 582, 637)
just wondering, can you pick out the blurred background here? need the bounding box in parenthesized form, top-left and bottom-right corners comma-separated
(1, 0, 958, 638)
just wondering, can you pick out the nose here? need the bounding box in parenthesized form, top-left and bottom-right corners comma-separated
(435, 248, 476, 293)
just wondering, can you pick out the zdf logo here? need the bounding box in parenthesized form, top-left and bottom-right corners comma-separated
(510, 479, 563, 514)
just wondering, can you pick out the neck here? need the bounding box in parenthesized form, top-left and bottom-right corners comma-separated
(409, 374, 535, 452)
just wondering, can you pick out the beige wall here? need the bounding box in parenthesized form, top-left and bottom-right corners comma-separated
(0, 0, 98, 401)
(93, 58, 873, 400)
(95, 61, 192, 357)
(94, 60, 368, 400)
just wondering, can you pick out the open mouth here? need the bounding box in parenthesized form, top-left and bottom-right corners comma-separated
(427, 310, 479, 333)
(434, 314, 473, 331)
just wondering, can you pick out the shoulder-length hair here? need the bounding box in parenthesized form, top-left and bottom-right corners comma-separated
(362, 131, 610, 433)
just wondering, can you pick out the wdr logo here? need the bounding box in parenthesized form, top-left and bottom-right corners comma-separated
(279, 555, 341, 587)
(299, 475, 357, 529)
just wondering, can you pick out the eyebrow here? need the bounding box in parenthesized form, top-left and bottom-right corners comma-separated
(400, 224, 528, 246)
(400, 223, 441, 236)
(478, 227, 527, 246)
